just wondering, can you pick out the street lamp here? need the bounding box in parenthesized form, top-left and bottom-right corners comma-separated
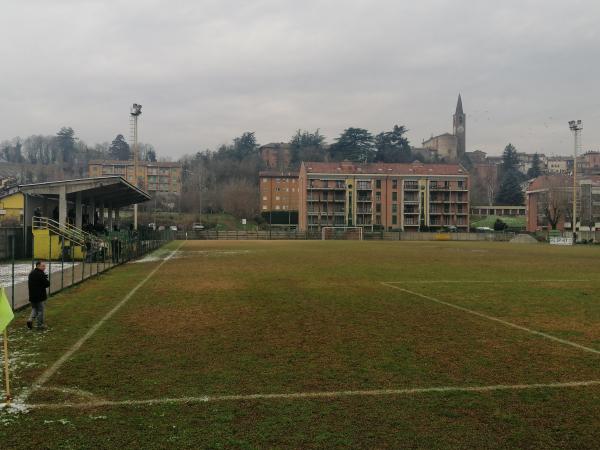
(568, 120, 582, 243)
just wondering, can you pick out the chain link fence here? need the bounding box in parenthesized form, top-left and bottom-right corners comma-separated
(0, 227, 174, 311)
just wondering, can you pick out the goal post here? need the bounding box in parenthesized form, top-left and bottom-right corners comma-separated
(321, 226, 364, 240)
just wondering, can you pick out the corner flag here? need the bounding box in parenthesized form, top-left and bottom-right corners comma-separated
(0, 287, 14, 333)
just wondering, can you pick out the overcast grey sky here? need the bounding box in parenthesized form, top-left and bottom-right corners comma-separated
(1, 0, 599, 158)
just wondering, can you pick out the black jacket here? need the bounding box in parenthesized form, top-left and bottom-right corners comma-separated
(28, 268, 50, 303)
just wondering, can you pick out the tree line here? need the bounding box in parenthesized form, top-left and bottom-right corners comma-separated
(0, 127, 157, 182)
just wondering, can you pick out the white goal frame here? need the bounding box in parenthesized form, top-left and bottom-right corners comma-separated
(321, 226, 364, 240)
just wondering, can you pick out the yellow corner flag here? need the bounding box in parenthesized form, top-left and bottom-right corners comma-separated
(1, 286, 13, 403)
(0, 287, 14, 333)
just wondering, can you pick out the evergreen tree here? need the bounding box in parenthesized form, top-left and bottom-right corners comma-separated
(55, 127, 76, 164)
(501, 143, 519, 172)
(232, 132, 259, 160)
(527, 153, 542, 178)
(331, 128, 375, 162)
(146, 148, 157, 162)
(290, 129, 326, 167)
(109, 134, 131, 160)
(496, 143, 525, 205)
(374, 125, 412, 163)
(496, 169, 524, 205)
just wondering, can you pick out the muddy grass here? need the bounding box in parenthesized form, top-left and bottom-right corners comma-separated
(1, 240, 599, 448)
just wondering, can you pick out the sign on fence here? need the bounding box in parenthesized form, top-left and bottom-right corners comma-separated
(549, 236, 573, 246)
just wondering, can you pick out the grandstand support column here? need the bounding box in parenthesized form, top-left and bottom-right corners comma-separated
(59, 185, 67, 227)
(88, 199, 95, 225)
(75, 192, 83, 229)
(115, 208, 120, 229)
(108, 205, 114, 231)
(99, 203, 105, 225)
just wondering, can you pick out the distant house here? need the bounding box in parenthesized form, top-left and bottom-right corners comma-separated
(259, 143, 292, 170)
(525, 175, 600, 232)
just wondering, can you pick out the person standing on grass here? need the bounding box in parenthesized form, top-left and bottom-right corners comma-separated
(27, 260, 50, 330)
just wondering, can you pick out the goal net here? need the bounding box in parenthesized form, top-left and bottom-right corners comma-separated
(321, 226, 363, 240)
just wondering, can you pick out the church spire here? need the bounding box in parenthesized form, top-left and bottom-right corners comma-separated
(455, 93, 463, 115)
(453, 94, 466, 159)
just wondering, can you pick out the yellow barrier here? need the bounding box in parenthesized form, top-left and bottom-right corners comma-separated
(434, 233, 451, 241)
(33, 229, 84, 260)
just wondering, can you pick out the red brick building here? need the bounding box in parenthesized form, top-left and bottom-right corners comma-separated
(298, 161, 469, 232)
(526, 175, 600, 232)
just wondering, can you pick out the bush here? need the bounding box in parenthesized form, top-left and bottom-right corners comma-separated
(493, 218, 508, 231)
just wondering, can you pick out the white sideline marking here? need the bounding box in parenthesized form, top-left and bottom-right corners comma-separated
(383, 280, 591, 284)
(381, 282, 600, 355)
(26, 380, 600, 410)
(19, 242, 184, 403)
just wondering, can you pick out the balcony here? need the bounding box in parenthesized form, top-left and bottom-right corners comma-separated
(429, 184, 450, 191)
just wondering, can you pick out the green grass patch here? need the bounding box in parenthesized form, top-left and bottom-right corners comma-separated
(1, 240, 599, 448)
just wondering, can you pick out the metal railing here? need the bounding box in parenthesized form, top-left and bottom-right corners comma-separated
(0, 222, 174, 312)
(32, 216, 101, 248)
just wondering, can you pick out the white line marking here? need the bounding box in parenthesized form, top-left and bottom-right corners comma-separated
(381, 282, 600, 355)
(19, 242, 184, 403)
(26, 380, 600, 410)
(383, 280, 591, 284)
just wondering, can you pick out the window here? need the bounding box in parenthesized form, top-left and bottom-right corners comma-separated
(392, 179, 398, 189)
(262, 205, 267, 210)
(376, 203, 381, 213)
(392, 192, 397, 202)
(392, 216, 397, 225)
(262, 196, 267, 201)
(275, 196, 280, 201)
(375, 192, 381, 201)
(376, 180, 381, 189)
(392, 204, 398, 214)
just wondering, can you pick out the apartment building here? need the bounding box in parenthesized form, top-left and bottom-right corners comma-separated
(546, 157, 573, 174)
(298, 161, 469, 232)
(259, 171, 300, 225)
(88, 160, 182, 194)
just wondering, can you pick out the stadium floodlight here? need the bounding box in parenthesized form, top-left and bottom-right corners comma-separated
(130, 103, 143, 229)
(130, 103, 142, 116)
(568, 119, 583, 243)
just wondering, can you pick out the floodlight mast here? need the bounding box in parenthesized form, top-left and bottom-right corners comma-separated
(568, 119, 582, 243)
(130, 103, 142, 230)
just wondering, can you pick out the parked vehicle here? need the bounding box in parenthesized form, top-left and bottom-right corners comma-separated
(192, 222, 204, 230)
(169, 225, 178, 231)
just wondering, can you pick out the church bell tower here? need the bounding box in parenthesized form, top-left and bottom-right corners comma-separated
(453, 94, 466, 158)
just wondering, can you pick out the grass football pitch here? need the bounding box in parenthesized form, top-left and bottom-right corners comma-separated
(1, 240, 599, 449)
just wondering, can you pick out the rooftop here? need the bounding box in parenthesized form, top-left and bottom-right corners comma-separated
(89, 159, 181, 168)
(302, 161, 467, 176)
(259, 170, 299, 177)
(13, 176, 151, 207)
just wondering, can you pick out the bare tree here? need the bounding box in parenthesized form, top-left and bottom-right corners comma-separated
(221, 179, 259, 218)
(540, 176, 571, 229)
